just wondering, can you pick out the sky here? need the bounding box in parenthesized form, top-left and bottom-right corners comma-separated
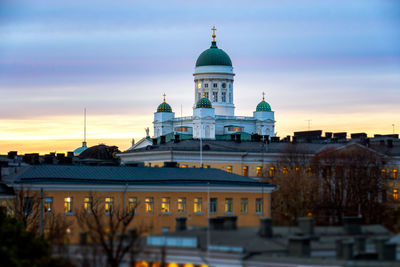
(0, 0, 399, 154)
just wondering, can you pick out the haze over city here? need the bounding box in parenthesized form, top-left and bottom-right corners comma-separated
(1, 0, 399, 154)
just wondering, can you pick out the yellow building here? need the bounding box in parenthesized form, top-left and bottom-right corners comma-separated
(15, 164, 275, 243)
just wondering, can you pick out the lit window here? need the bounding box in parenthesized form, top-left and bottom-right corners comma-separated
(227, 126, 244, 132)
(145, 197, 153, 213)
(227, 166, 233, 173)
(44, 197, 53, 213)
(210, 198, 217, 214)
(128, 197, 137, 214)
(64, 197, 73, 214)
(135, 261, 149, 267)
(307, 167, 312, 176)
(205, 83, 208, 88)
(197, 83, 201, 89)
(295, 167, 300, 172)
(225, 198, 233, 214)
(177, 198, 186, 213)
(240, 198, 248, 214)
(393, 170, 398, 179)
(256, 198, 263, 215)
(256, 166, 263, 177)
(84, 197, 92, 214)
(194, 198, 202, 213)
(221, 92, 226, 102)
(394, 189, 399, 200)
(182, 164, 188, 168)
(204, 165, 211, 169)
(174, 127, 188, 132)
(213, 83, 218, 88)
(212, 92, 218, 102)
(105, 197, 113, 215)
(23, 197, 33, 215)
(243, 166, 248, 176)
(269, 167, 275, 177)
(161, 197, 170, 214)
(381, 169, 387, 178)
(283, 167, 288, 174)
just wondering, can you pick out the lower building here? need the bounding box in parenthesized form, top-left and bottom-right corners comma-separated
(14, 164, 275, 243)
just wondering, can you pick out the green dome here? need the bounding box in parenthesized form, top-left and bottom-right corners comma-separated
(256, 100, 271, 112)
(196, 97, 212, 108)
(157, 102, 172, 113)
(195, 42, 232, 67)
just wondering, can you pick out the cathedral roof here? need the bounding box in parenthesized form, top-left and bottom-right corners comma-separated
(195, 28, 232, 67)
(157, 94, 173, 113)
(196, 96, 212, 109)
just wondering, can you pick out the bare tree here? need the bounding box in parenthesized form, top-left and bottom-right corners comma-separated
(311, 144, 387, 224)
(75, 192, 143, 267)
(270, 144, 317, 225)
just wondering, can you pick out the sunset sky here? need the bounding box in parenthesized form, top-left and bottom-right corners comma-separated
(0, 0, 399, 154)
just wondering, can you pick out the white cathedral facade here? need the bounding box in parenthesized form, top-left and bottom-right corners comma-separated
(153, 29, 275, 141)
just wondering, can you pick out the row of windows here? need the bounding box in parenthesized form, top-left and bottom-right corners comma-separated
(28, 197, 264, 215)
(198, 91, 230, 103)
(197, 82, 230, 89)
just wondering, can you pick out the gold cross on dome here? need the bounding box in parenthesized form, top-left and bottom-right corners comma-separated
(163, 93, 166, 102)
(211, 26, 217, 41)
(262, 91, 265, 101)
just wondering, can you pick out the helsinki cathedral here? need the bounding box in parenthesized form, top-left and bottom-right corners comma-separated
(153, 27, 276, 141)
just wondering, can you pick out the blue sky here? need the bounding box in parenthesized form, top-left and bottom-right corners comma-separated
(0, 0, 399, 152)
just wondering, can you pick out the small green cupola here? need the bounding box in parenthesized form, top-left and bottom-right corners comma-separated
(196, 94, 212, 108)
(256, 93, 271, 112)
(195, 26, 232, 67)
(157, 94, 172, 113)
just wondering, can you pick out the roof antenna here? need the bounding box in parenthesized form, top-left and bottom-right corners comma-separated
(83, 108, 87, 147)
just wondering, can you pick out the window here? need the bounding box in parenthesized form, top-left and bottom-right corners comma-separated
(64, 197, 73, 214)
(23, 197, 33, 215)
(394, 189, 399, 200)
(161, 197, 170, 214)
(229, 92, 232, 103)
(227, 126, 243, 132)
(128, 197, 137, 214)
(204, 83, 208, 88)
(197, 83, 201, 89)
(84, 197, 92, 213)
(269, 167, 275, 177)
(198, 93, 201, 100)
(194, 198, 202, 213)
(222, 83, 226, 88)
(210, 198, 217, 214)
(227, 166, 232, 173)
(213, 83, 218, 88)
(240, 198, 248, 214)
(204, 165, 211, 169)
(283, 167, 288, 174)
(145, 197, 153, 213)
(243, 166, 249, 176)
(212, 92, 218, 102)
(256, 166, 263, 177)
(175, 127, 188, 132)
(225, 198, 233, 214)
(177, 198, 186, 213)
(381, 169, 387, 178)
(393, 170, 398, 179)
(182, 164, 188, 168)
(204, 92, 209, 99)
(221, 92, 226, 102)
(256, 198, 263, 215)
(44, 197, 53, 213)
(105, 197, 113, 215)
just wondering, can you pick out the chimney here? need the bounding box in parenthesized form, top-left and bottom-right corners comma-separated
(175, 217, 187, 231)
(298, 217, 314, 236)
(342, 240, 354, 260)
(288, 236, 311, 257)
(259, 217, 273, 238)
(160, 135, 166, 144)
(174, 134, 180, 143)
(343, 216, 362, 235)
(152, 138, 158, 145)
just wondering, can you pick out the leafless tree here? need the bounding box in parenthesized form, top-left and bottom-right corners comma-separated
(75, 192, 144, 267)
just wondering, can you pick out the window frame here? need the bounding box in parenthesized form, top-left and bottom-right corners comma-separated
(44, 197, 53, 213)
(256, 198, 263, 215)
(84, 197, 92, 214)
(64, 197, 73, 215)
(128, 197, 137, 214)
(240, 198, 248, 214)
(105, 197, 114, 215)
(210, 198, 217, 214)
(145, 197, 154, 213)
(161, 197, 170, 214)
(225, 198, 233, 215)
(194, 197, 202, 214)
(177, 197, 186, 214)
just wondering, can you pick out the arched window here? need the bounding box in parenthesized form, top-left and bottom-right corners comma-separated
(205, 125, 210, 138)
